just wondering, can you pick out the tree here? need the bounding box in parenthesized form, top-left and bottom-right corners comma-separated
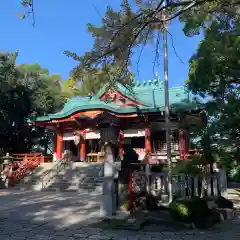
(18, 1, 240, 93)
(185, 16, 240, 176)
(62, 0, 240, 78)
(0, 51, 32, 153)
(0, 52, 66, 154)
(18, 63, 64, 115)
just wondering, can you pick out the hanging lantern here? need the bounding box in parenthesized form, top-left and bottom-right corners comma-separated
(97, 113, 120, 143)
(98, 122, 120, 143)
(99, 126, 120, 143)
(74, 135, 80, 145)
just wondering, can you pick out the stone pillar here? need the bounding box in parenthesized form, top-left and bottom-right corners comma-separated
(98, 120, 120, 217)
(56, 131, 63, 159)
(100, 143, 118, 217)
(145, 127, 151, 153)
(79, 135, 86, 162)
(179, 130, 186, 160)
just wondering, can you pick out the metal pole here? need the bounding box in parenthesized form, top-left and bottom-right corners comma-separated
(162, 0, 172, 203)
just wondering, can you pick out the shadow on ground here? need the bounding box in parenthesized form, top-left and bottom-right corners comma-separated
(0, 183, 239, 239)
(0, 190, 101, 227)
(0, 189, 239, 239)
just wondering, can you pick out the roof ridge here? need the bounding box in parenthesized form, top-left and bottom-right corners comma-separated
(133, 79, 162, 88)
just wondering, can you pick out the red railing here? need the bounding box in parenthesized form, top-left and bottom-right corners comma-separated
(12, 153, 44, 161)
(8, 153, 44, 186)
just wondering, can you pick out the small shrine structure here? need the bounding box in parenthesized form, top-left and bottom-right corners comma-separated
(27, 80, 204, 164)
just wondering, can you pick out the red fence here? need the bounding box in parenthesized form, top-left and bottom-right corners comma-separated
(8, 153, 44, 186)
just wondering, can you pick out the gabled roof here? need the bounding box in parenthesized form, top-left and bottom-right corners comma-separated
(28, 80, 201, 122)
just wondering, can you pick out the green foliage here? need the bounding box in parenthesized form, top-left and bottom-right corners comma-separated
(74, 68, 112, 95)
(180, 0, 240, 37)
(169, 200, 190, 222)
(185, 8, 240, 169)
(18, 63, 64, 115)
(0, 52, 66, 153)
(0, 50, 116, 154)
(227, 162, 240, 182)
(169, 197, 210, 223)
(120, 200, 130, 211)
(171, 155, 202, 175)
(61, 0, 240, 84)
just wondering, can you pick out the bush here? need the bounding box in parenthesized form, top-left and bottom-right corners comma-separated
(120, 200, 130, 211)
(214, 196, 234, 209)
(151, 165, 164, 172)
(169, 197, 210, 223)
(229, 166, 240, 182)
(146, 195, 159, 210)
(169, 200, 190, 222)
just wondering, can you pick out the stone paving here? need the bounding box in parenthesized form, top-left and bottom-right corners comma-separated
(0, 190, 239, 239)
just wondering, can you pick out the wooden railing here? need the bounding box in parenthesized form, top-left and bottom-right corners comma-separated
(9, 153, 44, 186)
(12, 153, 44, 161)
(11, 153, 52, 163)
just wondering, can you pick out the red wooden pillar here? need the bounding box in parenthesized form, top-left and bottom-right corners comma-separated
(145, 127, 152, 153)
(56, 132, 63, 159)
(80, 132, 86, 162)
(179, 130, 186, 160)
(119, 130, 124, 161)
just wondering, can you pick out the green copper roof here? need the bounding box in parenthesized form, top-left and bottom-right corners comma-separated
(28, 80, 200, 122)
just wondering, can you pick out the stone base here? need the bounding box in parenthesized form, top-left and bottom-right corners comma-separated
(213, 207, 236, 221)
(109, 216, 145, 230)
(102, 210, 130, 220)
(102, 210, 145, 230)
(99, 193, 118, 217)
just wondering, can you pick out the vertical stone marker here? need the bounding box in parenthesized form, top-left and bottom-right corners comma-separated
(100, 143, 117, 217)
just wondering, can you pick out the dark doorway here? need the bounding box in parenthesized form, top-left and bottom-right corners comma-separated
(69, 140, 79, 161)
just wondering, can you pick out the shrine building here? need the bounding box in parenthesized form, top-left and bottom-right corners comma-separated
(27, 80, 204, 164)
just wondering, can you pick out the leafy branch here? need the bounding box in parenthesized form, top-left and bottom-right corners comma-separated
(63, 0, 240, 84)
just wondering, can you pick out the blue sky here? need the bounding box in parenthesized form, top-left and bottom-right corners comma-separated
(0, 0, 202, 87)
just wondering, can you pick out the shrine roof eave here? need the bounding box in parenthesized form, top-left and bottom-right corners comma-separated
(26, 101, 204, 123)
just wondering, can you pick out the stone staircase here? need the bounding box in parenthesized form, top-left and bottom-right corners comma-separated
(43, 162, 104, 193)
(11, 162, 104, 193)
(10, 162, 55, 191)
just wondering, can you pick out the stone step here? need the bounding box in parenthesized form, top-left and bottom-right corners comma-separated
(10, 161, 104, 192)
(12, 183, 103, 192)
(48, 183, 102, 189)
(43, 185, 103, 193)
(54, 173, 103, 178)
(55, 172, 102, 178)
(11, 185, 42, 191)
(46, 184, 101, 188)
(42, 188, 102, 193)
(22, 175, 103, 181)
(53, 177, 104, 182)
(64, 169, 102, 171)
